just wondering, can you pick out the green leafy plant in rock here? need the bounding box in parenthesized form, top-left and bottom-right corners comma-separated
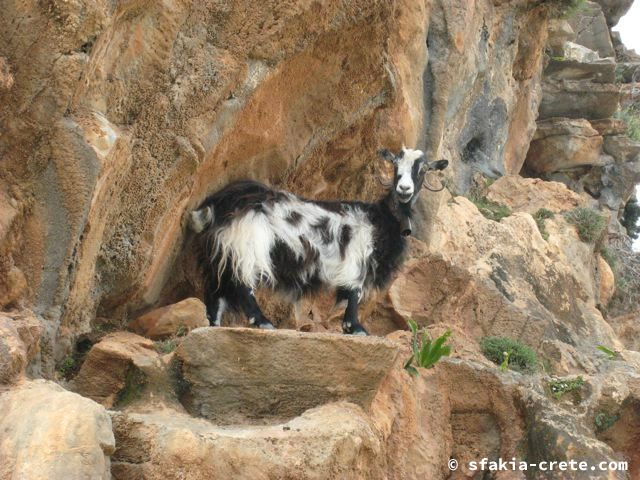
(615, 105, 640, 142)
(564, 207, 606, 243)
(480, 336, 538, 374)
(404, 319, 452, 376)
(596, 345, 618, 360)
(533, 208, 554, 241)
(595, 411, 620, 433)
(548, 376, 585, 399)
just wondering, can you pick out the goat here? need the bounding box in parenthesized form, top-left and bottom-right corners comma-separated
(189, 148, 448, 335)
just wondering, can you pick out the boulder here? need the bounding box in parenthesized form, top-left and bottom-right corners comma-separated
(603, 135, 640, 163)
(0, 311, 41, 384)
(525, 118, 605, 174)
(0, 380, 115, 480)
(563, 42, 600, 63)
(486, 175, 584, 213)
(608, 312, 640, 351)
(539, 81, 620, 120)
(70, 331, 161, 408)
(567, 1, 615, 57)
(545, 57, 615, 84)
(597, 254, 615, 306)
(130, 297, 208, 339)
(111, 403, 384, 480)
(175, 327, 398, 423)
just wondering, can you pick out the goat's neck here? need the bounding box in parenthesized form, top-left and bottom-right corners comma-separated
(382, 191, 413, 235)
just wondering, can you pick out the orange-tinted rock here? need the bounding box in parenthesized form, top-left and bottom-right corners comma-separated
(130, 298, 207, 339)
(70, 332, 160, 408)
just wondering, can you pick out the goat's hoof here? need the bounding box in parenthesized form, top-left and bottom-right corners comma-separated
(343, 323, 368, 336)
(258, 321, 276, 330)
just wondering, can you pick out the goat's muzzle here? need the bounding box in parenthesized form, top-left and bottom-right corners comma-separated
(400, 217, 412, 237)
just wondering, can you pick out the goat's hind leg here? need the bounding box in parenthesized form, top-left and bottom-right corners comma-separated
(204, 281, 227, 327)
(340, 288, 368, 336)
(232, 284, 275, 330)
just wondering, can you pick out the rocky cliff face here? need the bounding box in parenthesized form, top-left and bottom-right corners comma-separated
(1, 0, 640, 479)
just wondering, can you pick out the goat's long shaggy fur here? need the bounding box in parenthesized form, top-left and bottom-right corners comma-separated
(189, 148, 448, 334)
(191, 180, 404, 296)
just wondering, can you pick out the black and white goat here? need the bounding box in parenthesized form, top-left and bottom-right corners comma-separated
(189, 148, 448, 335)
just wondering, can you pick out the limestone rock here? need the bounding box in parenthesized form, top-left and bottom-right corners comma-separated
(111, 403, 384, 480)
(567, 1, 615, 57)
(545, 57, 615, 84)
(547, 19, 575, 53)
(539, 81, 620, 119)
(0, 311, 41, 384)
(130, 297, 208, 339)
(0, 380, 115, 480)
(70, 331, 161, 408)
(486, 175, 584, 213)
(175, 327, 398, 423)
(525, 118, 605, 174)
(589, 118, 627, 136)
(597, 254, 615, 306)
(563, 42, 600, 63)
(608, 312, 640, 351)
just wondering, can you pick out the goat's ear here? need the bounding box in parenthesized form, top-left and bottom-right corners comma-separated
(378, 149, 397, 164)
(430, 159, 449, 171)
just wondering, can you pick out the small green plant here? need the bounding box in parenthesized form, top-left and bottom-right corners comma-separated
(176, 324, 188, 337)
(615, 105, 640, 142)
(58, 356, 76, 378)
(469, 195, 511, 222)
(154, 339, 178, 354)
(533, 208, 554, 241)
(550, 55, 566, 62)
(596, 345, 618, 360)
(548, 376, 585, 399)
(595, 411, 620, 433)
(500, 351, 511, 372)
(564, 207, 606, 243)
(404, 319, 452, 376)
(560, 0, 588, 18)
(480, 336, 538, 374)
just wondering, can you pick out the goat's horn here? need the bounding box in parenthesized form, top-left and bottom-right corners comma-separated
(423, 174, 446, 192)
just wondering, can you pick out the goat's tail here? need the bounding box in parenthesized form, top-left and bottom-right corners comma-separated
(188, 205, 214, 233)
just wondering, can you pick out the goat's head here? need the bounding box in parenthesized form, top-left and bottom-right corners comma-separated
(379, 147, 449, 205)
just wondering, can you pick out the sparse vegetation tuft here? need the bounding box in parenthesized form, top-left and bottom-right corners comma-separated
(469, 195, 511, 222)
(58, 356, 76, 378)
(559, 0, 588, 18)
(480, 336, 538, 374)
(595, 411, 620, 433)
(606, 235, 640, 316)
(404, 319, 452, 376)
(548, 376, 585, 399)
(564, 207, 606, 243)
(596, 345, 619, 360)
(533, 208, 555, 241)
(615, 105, 640, 142)
(154, 339, 178, 354)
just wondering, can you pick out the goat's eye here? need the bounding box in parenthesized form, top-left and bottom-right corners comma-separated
(418, 163, 427, 175)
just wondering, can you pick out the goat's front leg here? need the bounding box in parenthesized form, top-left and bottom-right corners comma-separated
(341, 288, 368, 336)
(235, 284, 275, 330)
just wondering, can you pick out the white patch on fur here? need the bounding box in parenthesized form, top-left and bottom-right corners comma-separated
(211, 193, 374, 292)
(189, 206, 214, 233)
(395, 148, 424, 202)
(215, 298, 226, 326)
(248, 316, 256, 325)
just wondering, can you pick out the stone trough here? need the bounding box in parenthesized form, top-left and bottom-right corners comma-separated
(175, 327, 399, 424)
